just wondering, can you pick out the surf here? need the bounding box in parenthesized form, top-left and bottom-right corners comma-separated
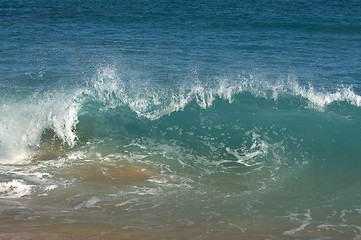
(1, 66, 360, 166)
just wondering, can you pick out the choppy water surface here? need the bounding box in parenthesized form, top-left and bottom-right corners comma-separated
(1, 0, 361, 239)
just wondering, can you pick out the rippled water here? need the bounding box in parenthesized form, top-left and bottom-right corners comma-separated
(1, 0, 361, 239)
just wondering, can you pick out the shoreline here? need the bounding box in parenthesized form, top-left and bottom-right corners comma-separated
(0, 221, 357, 240)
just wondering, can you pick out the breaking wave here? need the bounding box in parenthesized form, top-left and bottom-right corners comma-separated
(0, 65, 360, 163)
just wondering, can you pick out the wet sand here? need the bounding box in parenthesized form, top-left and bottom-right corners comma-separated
(0, 222, 354, 240)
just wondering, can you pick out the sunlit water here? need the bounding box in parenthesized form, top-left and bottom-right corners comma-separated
(1, 0, 361, 239)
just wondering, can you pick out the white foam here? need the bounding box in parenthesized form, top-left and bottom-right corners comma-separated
(225, 128, 270, 167)
(0, 88, 85, 164)
(354, 225, 361, 240)
(2, 66, 360, 163)
(317, 224, 361, 240)
(289, 82, 361, 109)
(0, 180, 32, 198)
(75, 196, 101, 209)
(283, 222, 310, 236)
(89, 66, 361, 122)
(226, 147, 260, 167)
(115, 199, 134, 207)
(283, 209, 312, 236)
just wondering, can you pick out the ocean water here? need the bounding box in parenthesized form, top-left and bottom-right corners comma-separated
(1, 0, 361, 239)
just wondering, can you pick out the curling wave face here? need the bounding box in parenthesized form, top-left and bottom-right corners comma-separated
(1, 0, 361, 237)
(1, 65, 361, 164)
(0, 67, 361, 239)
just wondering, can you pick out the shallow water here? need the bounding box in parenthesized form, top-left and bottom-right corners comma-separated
(1, 0, 361, 239)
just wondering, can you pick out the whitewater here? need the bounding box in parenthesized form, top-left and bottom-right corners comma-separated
(1, 0, 361, 239)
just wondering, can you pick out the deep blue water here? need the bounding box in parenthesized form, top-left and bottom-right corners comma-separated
(1, 0, 361, 239)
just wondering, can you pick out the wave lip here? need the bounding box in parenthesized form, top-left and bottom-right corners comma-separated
(90, 68, 361, 120)
(288, 83, 361, 109)
(1, 66, 361, 164)
(0, 88, 86, 164)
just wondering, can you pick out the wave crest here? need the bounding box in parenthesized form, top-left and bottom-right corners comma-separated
(90, 66, 361, 120)
(1, 65, 360, 163)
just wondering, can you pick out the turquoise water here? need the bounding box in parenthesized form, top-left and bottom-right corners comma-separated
(1, 0, 361, 238)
